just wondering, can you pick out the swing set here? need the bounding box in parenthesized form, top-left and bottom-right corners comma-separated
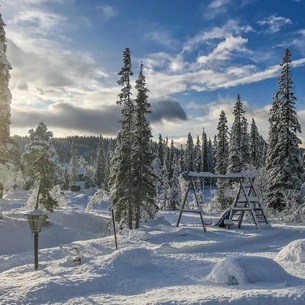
(176, 171, 268, 231)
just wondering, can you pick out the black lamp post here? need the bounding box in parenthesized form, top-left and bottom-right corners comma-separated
(27, 209, 46, 270)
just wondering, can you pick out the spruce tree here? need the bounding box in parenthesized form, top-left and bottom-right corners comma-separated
(250, 118, 261, 168)
(215, 110, 229, 176)
(133, 62, 157, 228)
(228, 94, 244, 173)
(201, 128, 208, 172)
(109, 48, 134, 228)
(194, 135, 202, 173)
(185, 132, 194, 171)
(266, 49, 305, 211)
(214, 110, 230, 209)
(21, 122, 60, 211)
(69, 141, 79, 184)
(0, 14, 12, 163)
(241, 116, 250, 166)
(94, 136, 106, 188)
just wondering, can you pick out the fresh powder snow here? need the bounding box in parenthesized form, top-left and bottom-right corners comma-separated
(1, 189, 305, 304)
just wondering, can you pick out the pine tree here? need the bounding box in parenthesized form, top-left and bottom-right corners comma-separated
(215, 110, 229, 176)
(228, 94, 244, 173)
(69, 141, 79, 184)
(250, 118, 261, 168)
(214, 111, 231, 209)
(185, 132, 194, 171)
(266, 48, 305, 211)
(109, 48, 134, 228)
(21, 122, 60, 211)
(194, 135, 202, 173)
(133, 62, 157, 228)
(201, 128, 208, 172)
(157, 134, 164, 167)
(241, 116, 250, 166)
(94, 136, 106, 188)
(169, 153, 181, 210)
(0, 14, 12, 163)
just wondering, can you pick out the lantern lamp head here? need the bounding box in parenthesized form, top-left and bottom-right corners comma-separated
(27, 209, 46, 233)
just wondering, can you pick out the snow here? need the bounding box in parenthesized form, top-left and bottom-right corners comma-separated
(1, 190, 305, 304)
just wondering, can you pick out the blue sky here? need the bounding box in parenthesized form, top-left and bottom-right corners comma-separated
(2, 0, 305, 144)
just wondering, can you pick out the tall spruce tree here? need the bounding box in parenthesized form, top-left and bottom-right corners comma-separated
(185, 132, 194, 171)
(266, 48, 305, 211)
(21, 122, 60, 211)
(228, 94, 244, 173)
(94, 135, 106, 188)
(214, 110, 230, 209)
(201, 128, 208, 172)
(0, 14, 12, 163)
(109, 48, 134, 228)
(215, 110, 229, 176)
(133, 62, 157, 228)
(241, 116, 250, 166)
(69, 141, 79, 184)
(250, 118, 261, 168)
(194, 135, 202, 173)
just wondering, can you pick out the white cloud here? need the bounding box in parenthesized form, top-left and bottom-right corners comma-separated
(202, 0, 232, 19)
(96, 5, 117, 19)
(183, 20, 253, 53)
(145, 30, 178, 49)
(197, 35, 249, 64)
(257, 15, 292, 33)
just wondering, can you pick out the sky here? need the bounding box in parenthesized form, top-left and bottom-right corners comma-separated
(1, 189, 305, 304)
(1, 0, 305, 143)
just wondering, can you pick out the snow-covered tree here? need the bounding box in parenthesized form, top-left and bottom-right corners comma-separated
(22, 122, 61, 211)
(94, 136, 106, 188)
(194, 135, 202, 173)
(21, 122, 60, 189)
(185, 132, 194, 171)
(250, 118, 261, 168)
(214, 112, 231, 209)
(215, 110, 229, 176)
(133, 62, 158, 228)
(241, 116, 250, 166)
(228, 94, 244, 173)
(265, 48, 305, 211)
(157, 134, 164, 167)
(109, 48, 135, 228)
(69, 141, 78, 184)
(168, 154, 181, 210)
(201, 128, 208, 172)
(0, 14, 12, 163)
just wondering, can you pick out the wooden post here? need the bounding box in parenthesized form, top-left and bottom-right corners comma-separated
(111, 209, 118, 250)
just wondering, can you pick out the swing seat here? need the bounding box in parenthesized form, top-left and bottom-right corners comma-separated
(224, 219, 234, 226)
(204, 219, 213, 226)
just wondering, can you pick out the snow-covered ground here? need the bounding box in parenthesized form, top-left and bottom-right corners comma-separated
(1, 190, 305, 305)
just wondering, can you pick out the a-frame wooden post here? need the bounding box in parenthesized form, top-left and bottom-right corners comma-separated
(228, 176, 268, 229)
(176, 176, 207, 232)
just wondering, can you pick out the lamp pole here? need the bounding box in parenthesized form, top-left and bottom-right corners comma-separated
(34, 231, 39, 270)
(27, 209, 46, 270)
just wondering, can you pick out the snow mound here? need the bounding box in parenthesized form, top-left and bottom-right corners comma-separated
(275, 239, 305, 263)
(108, 248, 153, 270)
(121, 229, 151, 241)
(145, 216, 173, 228)
(207, 256, 294, 285)
(154, 242, 177, 254)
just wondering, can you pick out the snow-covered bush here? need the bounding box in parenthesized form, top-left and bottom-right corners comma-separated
(86, 188, 109, 213)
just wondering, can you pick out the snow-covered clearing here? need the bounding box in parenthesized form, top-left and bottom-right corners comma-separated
(1, 189, 305, 304)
